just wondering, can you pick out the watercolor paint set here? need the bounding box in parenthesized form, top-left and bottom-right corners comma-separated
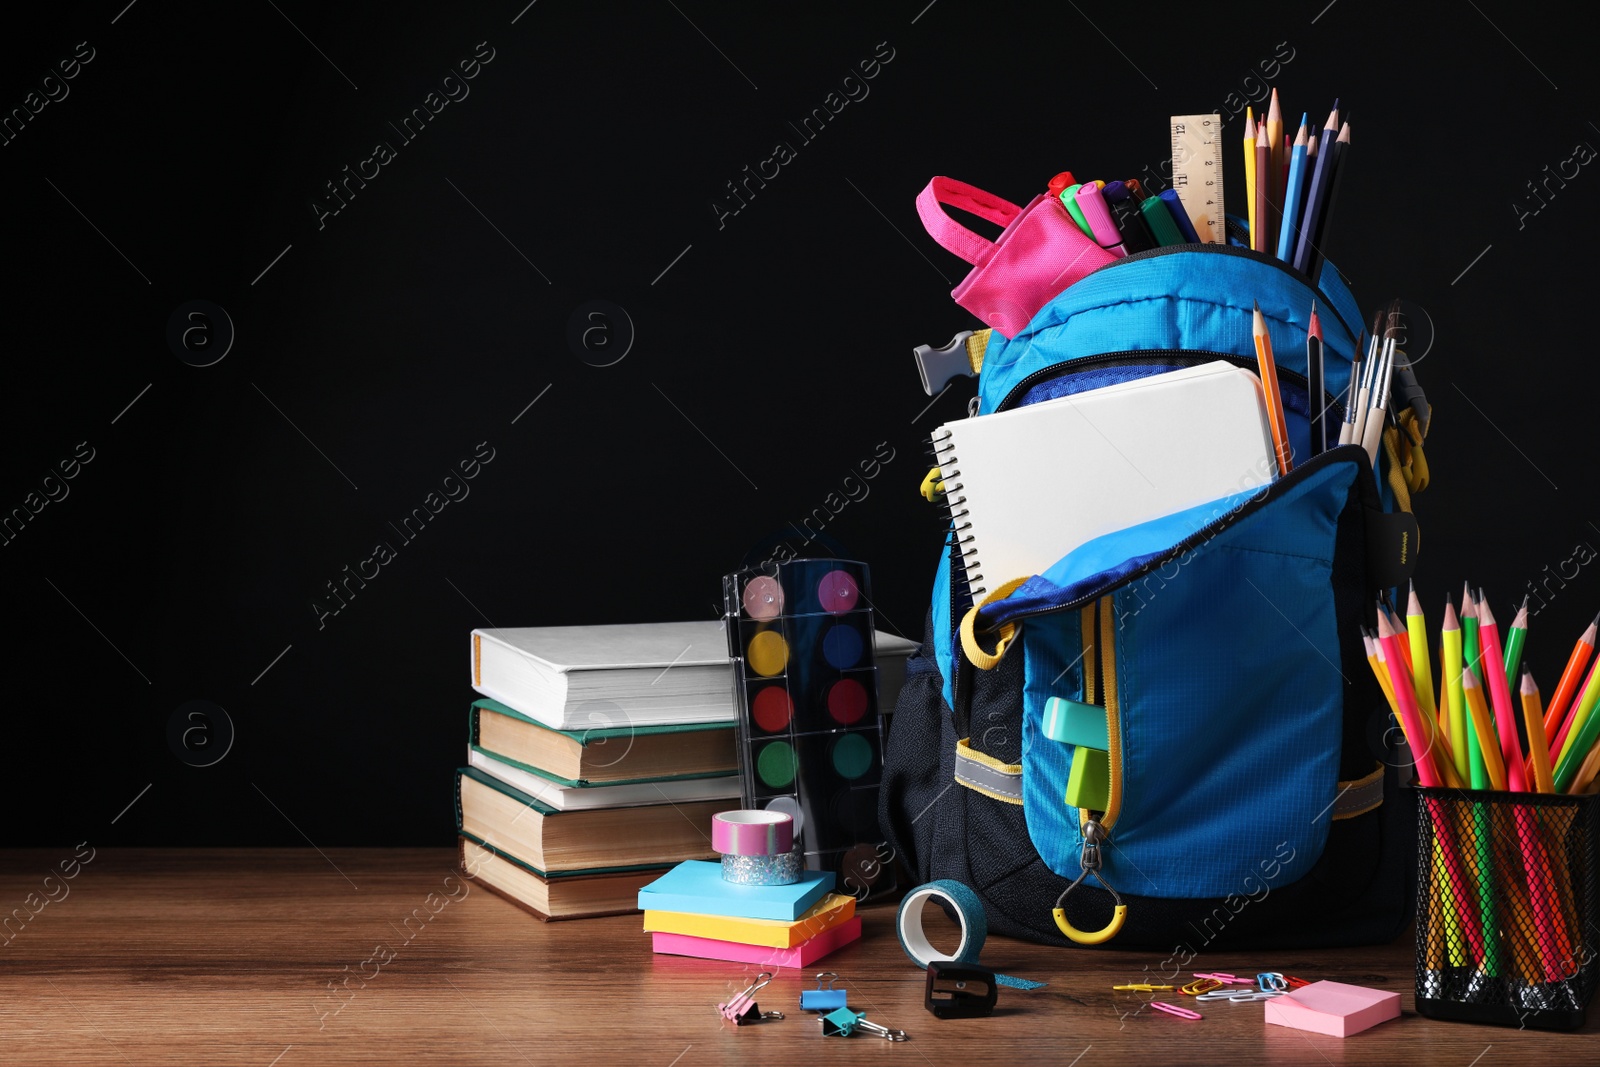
(722, 558, 893, 898)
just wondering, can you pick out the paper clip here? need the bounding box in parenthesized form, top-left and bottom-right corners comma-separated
(718, 972, 784, 1025)
(1257, 972, 1288, 994)
(1113, 983, 1175, 992)
(1285, 976, 1310, 989)
(1194, 971, 1254, 985)
(1180, 978, 1222, 996)
(1192, 989, 1245, 1003)
(820, 1007, 908, 1041)
(1225, 990, 1282, 1003)
(1150, 1001, 1202, 1020)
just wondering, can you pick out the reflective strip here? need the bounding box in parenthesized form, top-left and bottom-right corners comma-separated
(1330, 763, 1386, 821)
(954, 738, 1023, 805)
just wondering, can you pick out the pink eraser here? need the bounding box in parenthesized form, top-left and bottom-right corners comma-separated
(651, 916, 861, 967)
(1264, 980, 1401, 1037)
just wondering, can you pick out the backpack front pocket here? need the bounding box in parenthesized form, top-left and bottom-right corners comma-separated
(1002, 451, 1367, 902)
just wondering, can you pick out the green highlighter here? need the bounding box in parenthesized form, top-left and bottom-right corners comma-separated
(1066, 748, 1110, 811)
(1059, 185, 1095, 239)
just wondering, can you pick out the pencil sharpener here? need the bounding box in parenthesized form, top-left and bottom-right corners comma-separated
(925, 960, 998, 1018)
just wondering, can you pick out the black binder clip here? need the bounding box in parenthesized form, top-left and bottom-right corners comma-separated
(799, 972, 848, 1013)
(925, 960, 998, 1018)
(718, 972, 784, 1025)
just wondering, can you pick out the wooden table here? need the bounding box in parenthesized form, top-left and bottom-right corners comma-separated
(1, 849, 1591, 1064)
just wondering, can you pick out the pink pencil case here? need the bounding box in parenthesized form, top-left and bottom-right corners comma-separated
(651, 916, 861, 967)
(916, 176, 1115, 338)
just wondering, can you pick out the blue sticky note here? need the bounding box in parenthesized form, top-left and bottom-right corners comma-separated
(637, 861, 835, 921)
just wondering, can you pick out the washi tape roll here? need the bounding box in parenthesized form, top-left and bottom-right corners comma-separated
(712, 810, 794, 857)
(722, 850, 802, 886)
(896, 880, 1046, 990)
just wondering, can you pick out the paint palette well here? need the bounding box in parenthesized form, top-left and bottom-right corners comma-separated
(723, 559, 894, 899)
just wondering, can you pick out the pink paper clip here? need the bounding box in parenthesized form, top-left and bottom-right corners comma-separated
(1193, 972, 1251, 985)
(1150, 1001, 1202, 1020)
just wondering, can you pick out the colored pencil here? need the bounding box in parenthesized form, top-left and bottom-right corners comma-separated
(1292, 101, 1340, 274)
(1552, 653, 1600, 768)
(1407, 583, 1439, 735)
(1305, 120, 1350, 281)
(1252, 303, 1292, 475)
(1254, 122, 1270, 254)
(1441, 599, 1470, 785)
(1542, 611, 1597, 742)
(1364, 629, 1397, 710)
(1461, 587, 1488, 788)
(1377, 612, 1448, 787)
(1461, 668, 1508, 792)
(1462, 584, 1483, 684)
(1306, 300, 1326, 454)
(1266, 88, 1284, 251)
(1556, 692, 1600, 792)
(1244, 107, 1258, 254)
(1522, 668, 1555, 794)
(1502, 596, 1530, 685)
(1572, 734, 1600, 794)
(1278, 116, 1310, 263)
(1476, 596, 1529, 792)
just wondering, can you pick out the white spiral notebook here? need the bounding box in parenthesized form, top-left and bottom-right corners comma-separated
(933, 361, 1276, 599)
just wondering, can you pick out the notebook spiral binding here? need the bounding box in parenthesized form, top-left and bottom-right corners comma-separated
(932, 429, 985, 601)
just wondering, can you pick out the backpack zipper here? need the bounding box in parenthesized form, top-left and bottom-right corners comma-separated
(996, 349, 1341, 421)
(1073, 229, 1363, 346)
(976, 445, 1374, 634)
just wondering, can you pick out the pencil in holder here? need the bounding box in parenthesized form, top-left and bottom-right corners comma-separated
(1414, 787, 1599, 1030)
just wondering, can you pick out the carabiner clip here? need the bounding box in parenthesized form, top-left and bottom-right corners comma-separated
(1051, 820, 1128, 945)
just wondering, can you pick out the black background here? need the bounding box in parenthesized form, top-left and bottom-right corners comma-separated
(3, 1, 1595, 846)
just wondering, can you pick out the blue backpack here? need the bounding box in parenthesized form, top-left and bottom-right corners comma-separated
(880, 234, 1432, 950)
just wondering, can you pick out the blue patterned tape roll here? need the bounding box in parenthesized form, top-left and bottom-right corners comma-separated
(895, 879, 1046, 990)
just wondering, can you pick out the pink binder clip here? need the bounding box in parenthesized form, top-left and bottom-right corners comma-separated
(1150, 1001, 1202, 1021)
(718, 972, 784, 1025)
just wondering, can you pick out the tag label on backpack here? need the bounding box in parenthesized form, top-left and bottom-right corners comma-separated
(1364, 507, 1419, 589)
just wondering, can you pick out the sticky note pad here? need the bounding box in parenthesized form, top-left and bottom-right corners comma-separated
(1042, 697, 1108, 749)
(651, 916, 862, 966)
(1264, 981, 1401, 1037)
(643, 893, 856, 948)
(1064, 746, 1109, 810)
(637, 860, 835, 921)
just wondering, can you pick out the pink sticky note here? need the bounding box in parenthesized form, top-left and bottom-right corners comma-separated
(652, 916, 861, 967)
(1264, 981, 1401, 1038)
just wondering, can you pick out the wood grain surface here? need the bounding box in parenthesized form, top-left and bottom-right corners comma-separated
(0, 849, 1591, 1065)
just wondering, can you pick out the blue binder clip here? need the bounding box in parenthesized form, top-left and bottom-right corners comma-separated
(820, 1007, 908, 1041)
(799, 972, 848, 1013)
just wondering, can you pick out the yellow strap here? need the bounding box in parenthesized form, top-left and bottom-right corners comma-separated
(965, 328, 991, 374)
(1381, 409, 1430, 514)
(1079, 605, 1096, 704)
(958, 577, 1030, 669)
(920, 466, 945, 502)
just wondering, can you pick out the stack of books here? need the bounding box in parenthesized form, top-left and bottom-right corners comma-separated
(455, 619, 919, 921)
(456, 622, 743, 920)
(639, 860, 862, 966)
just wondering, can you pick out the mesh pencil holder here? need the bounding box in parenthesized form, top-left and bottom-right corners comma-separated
(1415, 788, 1600, 1030)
